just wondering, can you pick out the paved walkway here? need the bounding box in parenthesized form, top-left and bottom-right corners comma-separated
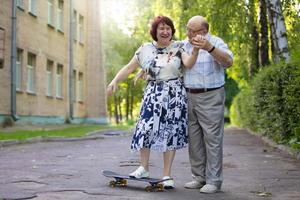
(0, 127, 299, 200)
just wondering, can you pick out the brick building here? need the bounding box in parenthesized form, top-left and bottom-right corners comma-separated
(0, 0, 107, 125)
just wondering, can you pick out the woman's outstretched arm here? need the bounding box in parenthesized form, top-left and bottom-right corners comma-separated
(107, 56, 139, 96)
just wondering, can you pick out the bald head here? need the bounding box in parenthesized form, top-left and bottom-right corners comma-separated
(188, 16, 206, 24)
(186, 15, 209, 40)
(187, 15, 209, 32)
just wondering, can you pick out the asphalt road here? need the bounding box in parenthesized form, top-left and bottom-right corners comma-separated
(0, 127, 299, 200)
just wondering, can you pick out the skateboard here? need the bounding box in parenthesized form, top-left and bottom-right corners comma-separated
(101, 170, 172, 192)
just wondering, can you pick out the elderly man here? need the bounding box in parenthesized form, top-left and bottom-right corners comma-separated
(183, 15, 233, 193)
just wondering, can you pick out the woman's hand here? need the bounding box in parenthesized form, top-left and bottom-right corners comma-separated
(106, 81, 118, 96)
(133, 70, 145, 85)
(106, 56, 140, 96)
(191, 35, 201, 49)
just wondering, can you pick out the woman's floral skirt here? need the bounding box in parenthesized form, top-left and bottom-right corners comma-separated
(131, 78, 188, 152)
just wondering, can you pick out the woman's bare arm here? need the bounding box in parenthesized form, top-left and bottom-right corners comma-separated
(107, 56, 140, 96)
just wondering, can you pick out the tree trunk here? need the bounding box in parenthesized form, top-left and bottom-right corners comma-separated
(125, 82, 129, 121)
(266, 0, 290, 62)
(179, 0, 189, 39)
(259, 0, 270, 66)
(118, 96, 123, 122)
(249, 24, 259, 77)
(113, 94, 119, 124)
(129, 81, 134, 120)
(248, 0, 259, 77)
(107, 100, 112, 122)
(130, 92, 134, 120)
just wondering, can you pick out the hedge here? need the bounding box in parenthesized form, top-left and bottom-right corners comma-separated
(230, 60, 300, 150)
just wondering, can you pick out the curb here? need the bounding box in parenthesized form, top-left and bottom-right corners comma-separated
(0, 130, 130, 148)
(244, 127, 300, 160)
(261, 136, 300, 160)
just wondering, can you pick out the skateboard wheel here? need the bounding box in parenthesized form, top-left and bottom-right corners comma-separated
(109, 180, 116, 187)
(145, 185, 154, 192)
(157, 184, 164, 191)
(120, 179, 127, 186)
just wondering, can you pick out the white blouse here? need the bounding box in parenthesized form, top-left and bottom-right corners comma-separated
(135, 41, 186, 81)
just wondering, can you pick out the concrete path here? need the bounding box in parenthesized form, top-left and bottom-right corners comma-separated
(0, 127, 299, 200)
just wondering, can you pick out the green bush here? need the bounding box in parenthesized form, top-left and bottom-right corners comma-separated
(230, 87, 257, 131)
(230, 59, 300, 150)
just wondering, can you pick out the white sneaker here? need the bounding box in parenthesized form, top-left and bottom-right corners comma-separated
(184, 180, 205, 189)
(199, 184, 218, 193)
(129, 166, 149, 178)
(162, 176, 174, 189)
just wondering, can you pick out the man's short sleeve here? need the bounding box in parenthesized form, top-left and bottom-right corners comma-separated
(215, 38, 234, 59)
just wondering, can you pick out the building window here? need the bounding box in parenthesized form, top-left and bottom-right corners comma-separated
(78, 72, 83, 102)
(27, 53, 36, 93)
(72, 70, 76, 102)
(79, 15, 84, 43)
(16, 49, 23, 91)
(29, 0, 38, 16)
(46, 60, 54, 96)
(56, 64, 63, 98)
(47, 0, 54, 26)
(57, 0, 64, 32)
(17, 0, 25, 10)
(73, 10, 77, 41)
(0, 28, 4, 69)
(0, 59, 3, 69)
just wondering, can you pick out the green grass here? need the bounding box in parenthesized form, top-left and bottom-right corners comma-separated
(0, 124, 133, 141)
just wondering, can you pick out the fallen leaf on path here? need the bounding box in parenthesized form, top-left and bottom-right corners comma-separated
(250, 191, 272, 197)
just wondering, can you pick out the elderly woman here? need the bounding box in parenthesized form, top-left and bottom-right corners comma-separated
(107, 16, 200, 189)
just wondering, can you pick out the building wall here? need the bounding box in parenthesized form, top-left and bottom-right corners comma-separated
(0, 0, 12, 117)
(73, 0, 87, 118)
(0, 0, 107, 124)
(16, 0, 69, 118)
(85, 0, 107, 118)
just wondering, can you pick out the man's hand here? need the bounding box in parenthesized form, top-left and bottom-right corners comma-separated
(192, 35, 233, 67)
(192, 35, 213, 51)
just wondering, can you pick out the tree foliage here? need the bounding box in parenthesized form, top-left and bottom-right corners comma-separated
(101, 0, 300, 124)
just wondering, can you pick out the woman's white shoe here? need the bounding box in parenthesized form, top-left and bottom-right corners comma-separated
(129, 166, 149, 178)
(162, 176, 174, 189)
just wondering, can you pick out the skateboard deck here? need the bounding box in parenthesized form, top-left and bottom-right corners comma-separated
(101, 170, 172, 192)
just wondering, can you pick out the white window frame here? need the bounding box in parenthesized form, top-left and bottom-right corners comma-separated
(47, 0, 54, 26)
(46, 60, 53, 96)
(27, 53, 35, 93)
(17, 0, 25, 9)
(72, 70, 76, 102)
(78, 72, 83, 101)
(56, 64, 63, 98)
(29, 0, 37, 16)
(0, 28, 4, 62)
(79, 15, 84, 43)
(73, 10, 77, 41)
(57, 0, 64, 31)
(27, 65, 34, 92)
(16, 49, 23, 91)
